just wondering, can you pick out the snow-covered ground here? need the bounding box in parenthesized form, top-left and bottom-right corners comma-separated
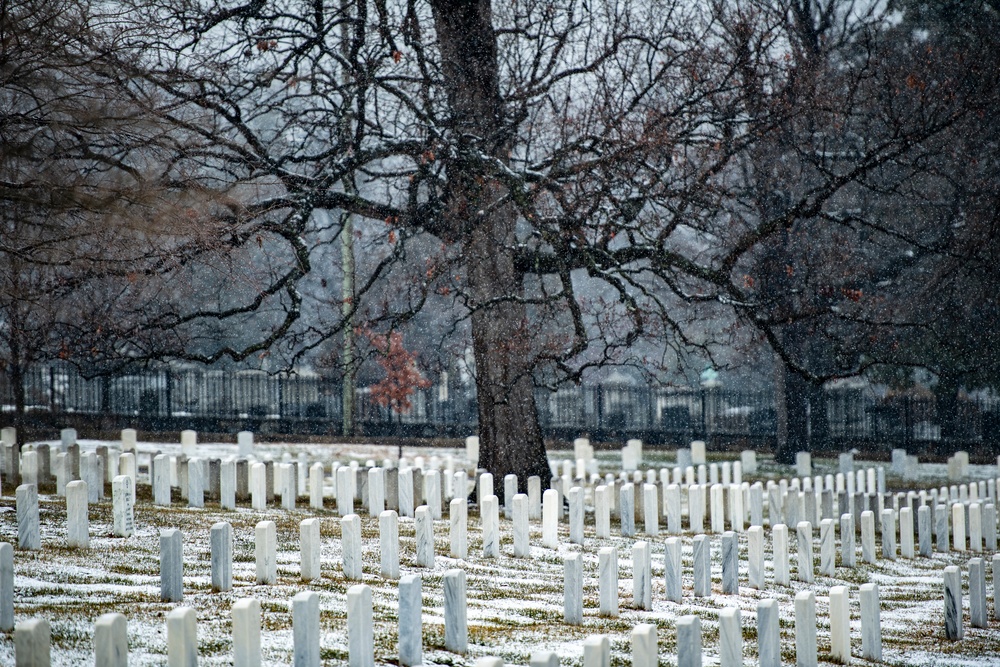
(1, 439, 999, 666)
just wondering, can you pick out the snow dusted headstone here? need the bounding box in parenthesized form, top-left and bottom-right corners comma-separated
(210, 522, 233, 592)
(881, 509, 896, 560)
(542, 489, 559, 548)
(0, 543, 13, 632)
(693, 534, 711, 596)
(820, 518, 836, 576)
(665, 536, 682, 602)
(380, 510, 400, 578)
(797, 521, 814, 583)
(747, 525, 764, 589)
(598, 547, 619, 616)
(502, 474, 517, 519)
(633, 541, 652, 610)
(691, 440, 706, 465)
(300, 518, 321, 582)
(583, 635, 611, 667)
(15, 618, 50, 667)
(944, 564, 963, 640)
(293, 591, 320, 667)
(677, 448, 692, 470)
(449, 497, 467, 559)
(513, 493, 529, 557)
(918, 505, 932, 557)
(308, 463, 324, 511)
(347, 584, 374, 667)
(970, 502, 983, 553)
(342, 514, 363, 579)
(425, 470, 442, 519)
(830, 586, 851, 664)
(179, 429, 196, 457)
(160, 529, 183, 602)
(984, 504, 997, 552)
(715, 608, 740, 667)
(114, 453, 135, 506)
(970, 558, 988, 629)
(237, 431, 254, 458)
(16, 484, 40, 551)
(153, 454, 171, 506)
(632, 623, 658, 667)
(795, 590, 818, 667)
(643, 483, 659, 537)
(773, 524, 789, 586)
(232, 599, 261, 667)
(255, 520, 277, 585)
(568, 487, 584, 544)
(841, 513, 856, 567)
(478, 472, 493, 510)
(118, 428, 137, 455)
(953, 502, 966, 551)
(900, 506, 915, 559)
(860, 583, 882, 660)
(665, 484, 681, 534)
(891, 448, 907, 475)
(936, 503, 950, 553)
(21, 450, 37, 488)
(250, 462, 266, 510)
(681, 485, 698, 534)
(187, 457, 206, 509)
(397, 468, 413, 518)
(860, 511, 876, 564)
(528, 475, 542, 519)
(564, 553, 583, 625)
(444, 569, 468, 654)
(399, 575, 423, 666)
(280, 462, 296, 511)
(410, 505, 432, 567)
(721, 531, 738, 594)
(465, 436, 479, 467)
(220, 460, 236, 510)
(994, 555, 1000, 621)
(796, 451, 812, 477)
(741, 450, 757, 474)
(595, 485, 611, 538)
(94, 612, 128, 667)
(66, 480, 89, 548)
(710, 484, 724, 533)
(676, 616, 702, 667)
(757, 599, 780, 667)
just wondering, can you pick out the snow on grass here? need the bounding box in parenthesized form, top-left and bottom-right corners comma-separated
(0, 440, 998, 665)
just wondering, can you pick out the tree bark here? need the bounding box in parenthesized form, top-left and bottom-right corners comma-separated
(430, 0, 551, 485)
(935, 372, 961, 443)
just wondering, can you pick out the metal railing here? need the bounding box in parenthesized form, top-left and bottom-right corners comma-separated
(2, 364, 998, 448)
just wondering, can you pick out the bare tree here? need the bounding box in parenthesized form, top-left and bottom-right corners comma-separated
(75, 0, 978, 481)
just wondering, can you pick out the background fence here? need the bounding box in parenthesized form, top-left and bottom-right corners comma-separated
(2, 364, 999, 450)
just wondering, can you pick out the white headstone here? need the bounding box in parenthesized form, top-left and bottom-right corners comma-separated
(598, 547, 619, 617)
(233, 598, 261, 667)
(293, 591, 320, 667)
(443, 569, 467, 654)
(166, 607, 198, 667)
(399, 575, 422, 666)
(255, 520, 276, 584)
(300, 518, 321, 582)
(65, 480, 89, 549)
(180, 430, 197, 456)
(94, 612, 128, 667)
(564, 553, 583, 625)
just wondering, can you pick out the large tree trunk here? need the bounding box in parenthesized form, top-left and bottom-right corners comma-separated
(775, 363, 809, 464)
(935, 372, 961, 443)
(430, 0, 551, 486)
